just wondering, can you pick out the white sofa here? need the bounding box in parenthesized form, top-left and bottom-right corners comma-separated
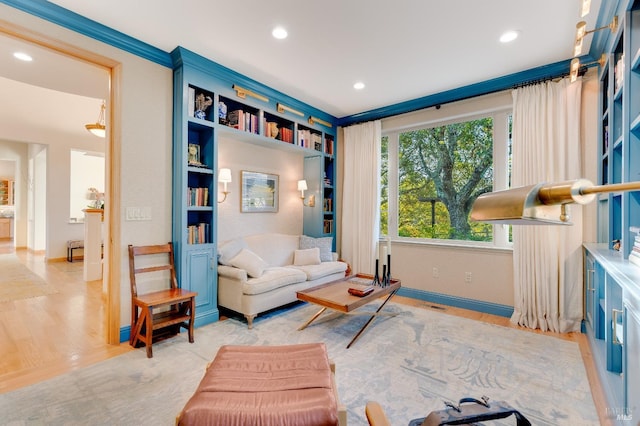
(217, 233, 348, 328)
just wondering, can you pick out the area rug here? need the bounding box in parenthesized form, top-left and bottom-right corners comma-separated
(0, 302, 599, 425)
(0, 254, 58, 302)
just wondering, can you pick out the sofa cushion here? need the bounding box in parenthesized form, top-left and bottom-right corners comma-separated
(229, 249, 269, 278)
(242, 267, 307, 295)
(293, 248, 321, 266)
(290, 261, 348, 281)
(218, 238, 248, 266)
(300, 235, 333, 262)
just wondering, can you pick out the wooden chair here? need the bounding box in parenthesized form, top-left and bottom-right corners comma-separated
(128, 242, 197, 358)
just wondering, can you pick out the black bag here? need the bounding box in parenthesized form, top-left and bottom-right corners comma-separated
(409, 396, 531, 426)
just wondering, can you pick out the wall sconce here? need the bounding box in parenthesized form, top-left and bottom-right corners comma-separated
(574, 16, 618, 57)
(218, 168, 232, 203)
(297, 179, 315, 207)
(85, 100, 106, 138)
(570, 53, 606, 82)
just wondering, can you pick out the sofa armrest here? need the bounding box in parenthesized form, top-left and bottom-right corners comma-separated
(332, 252, 338, 261)
(217, 265, 248, 282)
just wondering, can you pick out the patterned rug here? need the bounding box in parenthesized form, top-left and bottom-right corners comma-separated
(0, 254, 58, 302)
(0, 301, 599, 425)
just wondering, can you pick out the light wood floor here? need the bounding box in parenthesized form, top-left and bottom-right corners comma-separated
(0, 239, 131, 394)
(0, 239, 607, 423)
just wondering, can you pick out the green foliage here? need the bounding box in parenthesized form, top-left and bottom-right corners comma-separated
(394, 118, 494, 241)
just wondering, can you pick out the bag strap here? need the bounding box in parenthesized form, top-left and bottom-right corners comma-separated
(424, 397, 531, 426)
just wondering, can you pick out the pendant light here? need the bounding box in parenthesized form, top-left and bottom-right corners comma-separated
(85, 100, 106, 138)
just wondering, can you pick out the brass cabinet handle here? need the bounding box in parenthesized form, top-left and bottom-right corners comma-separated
(612, 309, 623, 345)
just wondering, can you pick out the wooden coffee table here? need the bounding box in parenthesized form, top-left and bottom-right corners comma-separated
(296, 274, 401, 348)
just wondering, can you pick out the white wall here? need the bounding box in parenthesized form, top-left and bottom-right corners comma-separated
(70, 150, 105, 220)
(217, 136, 304, 243)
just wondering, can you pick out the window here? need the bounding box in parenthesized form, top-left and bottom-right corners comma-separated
(381, 92, 512, 247)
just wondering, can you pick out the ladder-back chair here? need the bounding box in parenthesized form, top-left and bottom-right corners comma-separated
(128, 242, 197, 358)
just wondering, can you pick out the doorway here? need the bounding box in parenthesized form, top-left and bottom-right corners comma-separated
(0, 25, 120, 350)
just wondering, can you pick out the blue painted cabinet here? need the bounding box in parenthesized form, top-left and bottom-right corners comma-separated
(171, 58, 219, 327)
(587, 1, 640, 421)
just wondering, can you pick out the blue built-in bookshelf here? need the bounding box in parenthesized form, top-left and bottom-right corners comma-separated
(584, 0, 640, 421)
(170, 47, 338, 327)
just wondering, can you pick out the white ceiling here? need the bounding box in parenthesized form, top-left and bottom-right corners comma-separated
(47, 0, 603, 118)
(0, 0, 602, 134)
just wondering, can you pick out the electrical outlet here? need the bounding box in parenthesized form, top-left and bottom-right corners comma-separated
(465, 272, 472, 283)
(432, 267, 439, 278)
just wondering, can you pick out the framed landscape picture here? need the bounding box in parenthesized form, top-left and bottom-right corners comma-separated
(241, 171, 278, 213)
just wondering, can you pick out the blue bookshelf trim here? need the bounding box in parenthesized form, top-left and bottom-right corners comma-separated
(0, 0, 171, 67)
(397, 287, 514, 318)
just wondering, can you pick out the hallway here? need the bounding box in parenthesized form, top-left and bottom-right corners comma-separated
(0, 240, 130, 393)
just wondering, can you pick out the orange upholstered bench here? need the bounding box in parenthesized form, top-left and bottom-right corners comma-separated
(177, 343, 346, 426)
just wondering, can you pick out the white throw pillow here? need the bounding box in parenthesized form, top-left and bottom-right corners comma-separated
(293, 248, 321, 266)
(229, 248, 269, 278)
(299, 235, 333, 262)
(218, 238, 247, 266)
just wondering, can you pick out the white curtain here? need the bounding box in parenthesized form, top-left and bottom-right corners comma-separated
(341, 120, 382, 275)
(511, 77, 584, 333)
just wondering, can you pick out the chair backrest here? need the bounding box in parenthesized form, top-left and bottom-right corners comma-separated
(128, 242, 178, 298)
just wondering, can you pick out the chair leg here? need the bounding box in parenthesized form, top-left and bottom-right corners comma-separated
(145, 306, 153, 358)
(187, 298, 195, 343)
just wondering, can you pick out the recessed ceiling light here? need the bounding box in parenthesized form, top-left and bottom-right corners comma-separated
(13, 52, 33, 61)
(499, 30, 519, 43)
(353, 82, 365, 90)
(272, 26, 288, 40)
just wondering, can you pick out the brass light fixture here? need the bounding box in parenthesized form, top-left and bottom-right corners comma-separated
(277, 103, 304, 117)
(85, 100, 106, 138)
(308, 116, 333, 128)
(470, 180, 640, 225)
(232, 84, 269, 103)
(297, 179, 315, 207)
(574, 16, 618, 57)
(570, 53, 606, 83)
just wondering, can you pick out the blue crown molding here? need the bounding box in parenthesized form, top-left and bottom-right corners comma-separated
(0, 0, 171, 67)
(338, 59, 574, 127)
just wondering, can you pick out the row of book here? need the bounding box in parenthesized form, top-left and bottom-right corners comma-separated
(323, 198, 333, 213)
(187, 187, 209, 207)
(325, 137, 334, 155)
(226, 109, 259, 134)
(298, 130, 323, 151)
(187, 223, 210, 244)
(629, 226, 640, 268)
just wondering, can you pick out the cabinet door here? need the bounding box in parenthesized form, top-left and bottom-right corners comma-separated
(185, 246, 218, 327)
(624, 302, 640, 421)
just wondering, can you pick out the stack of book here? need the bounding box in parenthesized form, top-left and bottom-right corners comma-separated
(630, 226, 640, 268)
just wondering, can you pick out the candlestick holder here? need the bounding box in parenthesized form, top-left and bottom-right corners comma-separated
(372, 259, 381, 285)
(383, 254, 391, 287)
(381, 265, 387, 287)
